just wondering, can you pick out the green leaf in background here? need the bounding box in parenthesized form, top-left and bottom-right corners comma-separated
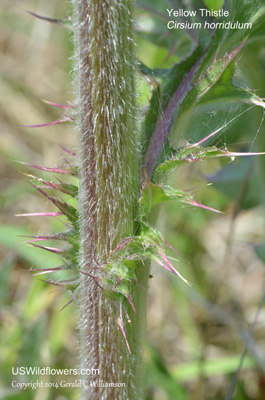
(18, 316, 46, 369)
(146, 346, 188, 400)
(142, 0, 265, 175)
(139, 179, 185, 218)
(0, 255, 15, 305)
(166, 0, 265, 149)
(224, 0, 265, 46)
(203, 0, 225, 10)
(0, 391, 34, 400)
(140, 82, 161, 158)
(254, 242, 265, 263)
(205, 157, 262, 210)
(171, 354, 257, 381)
(0, 225, 62, 269)
(26, 11, 73, 30)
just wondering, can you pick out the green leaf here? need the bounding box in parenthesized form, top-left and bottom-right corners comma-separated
(168, 0, 265, 146)
(143, 44, 209, 175)
(146, 346, 188, 400)
(223, 0, 265, 46)
(0, 255, 15, 305)
(254, 242, 265, 263)
(18, 316, 46, 369)
(140, 82, 161, 158)
(139, 179, 186, 218)
(206, 157, 263, 209)
(135, 6, 193, 61)
(203, 0, 225, 10)
(169, 43, 263, 145)
(153, 137, 263, 181)
(139, 175, 222, 218)
(141, 0, 265, 175)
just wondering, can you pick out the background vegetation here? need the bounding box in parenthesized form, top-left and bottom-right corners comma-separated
(1, 0, 265, 399)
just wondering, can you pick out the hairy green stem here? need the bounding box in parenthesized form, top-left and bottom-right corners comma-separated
(72, 0, 148, 398)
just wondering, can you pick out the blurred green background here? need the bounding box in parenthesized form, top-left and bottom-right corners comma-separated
(1, 0, 265, 399)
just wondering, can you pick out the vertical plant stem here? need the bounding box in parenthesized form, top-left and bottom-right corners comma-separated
(72, 0, 148, 398)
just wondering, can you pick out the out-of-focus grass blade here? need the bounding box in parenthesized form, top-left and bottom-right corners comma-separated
(171, 355, 257, 381)
(0, 254, 15, 305)
(0, 225, 62, 268)
(146, 346, 188, 400)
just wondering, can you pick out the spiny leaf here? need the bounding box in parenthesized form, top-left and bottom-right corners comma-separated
(24, 173, 78, 198)
(154, 133, 265, 181)
(107, 222, 190, 286)
(169, 41, 250, 144)
(29, 183, 78, 224)
(143, 44, 208, 176)
(18, 161, 77, 176)
(140, 177, 221, 217)
(170, 60, 265, 147)
(195, 40, 246, 99)
(139, 178, 185, 218)
(18, 233, 68, 244)
(197, 61, 265, 109)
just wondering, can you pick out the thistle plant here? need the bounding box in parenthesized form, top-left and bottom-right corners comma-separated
(19, 0, 265, 399)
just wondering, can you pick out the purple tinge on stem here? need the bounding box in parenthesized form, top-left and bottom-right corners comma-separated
(144, 56, 205, 178)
